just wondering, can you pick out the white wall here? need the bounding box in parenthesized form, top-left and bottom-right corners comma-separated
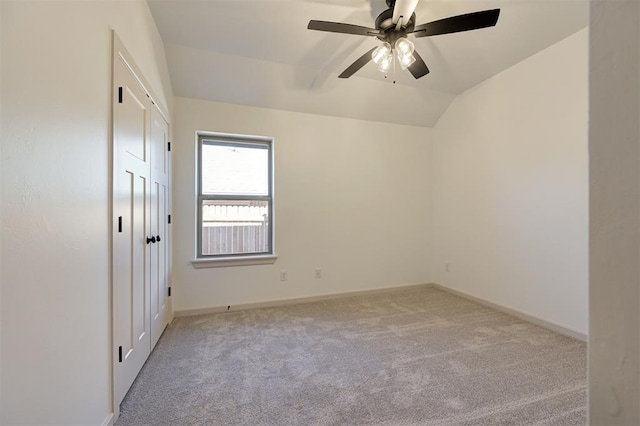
(173, 97, 432, 311)
(0, 0, 3, 415)
(429, 29, 589, 334)
(589, 1, 640, 423)
(0, 1, 172, 424)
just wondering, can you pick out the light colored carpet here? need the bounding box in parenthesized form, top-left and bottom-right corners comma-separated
(116, 286, 586, 425)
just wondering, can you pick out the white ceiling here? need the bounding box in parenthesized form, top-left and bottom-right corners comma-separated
(147, 0, 588, 128)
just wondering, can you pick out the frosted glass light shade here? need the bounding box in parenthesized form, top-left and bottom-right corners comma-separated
(377, 54, 393, 72)
(372, 42, 392, 64)
(395, 38, 414, 56)
(397, 51, 416, 70)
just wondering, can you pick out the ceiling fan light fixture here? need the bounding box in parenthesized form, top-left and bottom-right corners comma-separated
(395, 37, 414, 56)
(372, 42, 392, 64)
(377, 53, 393, 73)
(397, 51, 416, 70)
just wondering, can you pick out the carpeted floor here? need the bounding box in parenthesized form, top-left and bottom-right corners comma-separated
(116, 286, 586, 425)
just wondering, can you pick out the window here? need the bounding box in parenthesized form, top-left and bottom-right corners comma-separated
(196, 132, 274, 265)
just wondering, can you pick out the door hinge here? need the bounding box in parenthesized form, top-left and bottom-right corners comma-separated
(118, 87, 123, 104)
(118, 216, 123, 233)
(168, 214, 171, 224)
(118, 346, 123, 363)
(168, 287, 172, 297)
(167, 141, 171, 152)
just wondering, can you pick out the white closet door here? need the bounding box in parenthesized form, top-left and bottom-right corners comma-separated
(150, 105, 170, 348)
(112, 55, 152, 407)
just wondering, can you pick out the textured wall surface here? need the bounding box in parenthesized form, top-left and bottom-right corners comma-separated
(0, 1, 172, 424)
(589, 1, 640, 424)
(429, 29, 589, 334)
(172, 97, 432, 311)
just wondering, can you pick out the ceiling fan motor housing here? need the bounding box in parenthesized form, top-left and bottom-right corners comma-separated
(375, 8, 416, 43)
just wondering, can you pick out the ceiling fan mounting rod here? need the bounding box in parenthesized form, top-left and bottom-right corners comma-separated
(395, 17, 404, 31)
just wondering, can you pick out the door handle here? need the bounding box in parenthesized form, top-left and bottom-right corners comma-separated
(146, 236, 156, 244)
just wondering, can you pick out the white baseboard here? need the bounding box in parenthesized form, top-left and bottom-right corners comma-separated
(101, 413, 114, 426)
(430, 283, 587, 342)
(174, 283, 431, 317)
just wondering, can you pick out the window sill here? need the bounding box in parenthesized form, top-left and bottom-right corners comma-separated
(191, 254, 277, 269)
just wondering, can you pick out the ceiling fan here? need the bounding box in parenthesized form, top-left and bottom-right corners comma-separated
(307, 0, 500, 79)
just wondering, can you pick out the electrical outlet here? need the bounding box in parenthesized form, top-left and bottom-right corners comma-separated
(315, 268, 322, 279)
(445, 263, 451, 272)
(280, 270, 288, 281)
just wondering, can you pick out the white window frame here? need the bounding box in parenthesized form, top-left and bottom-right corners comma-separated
(192, 131, 276, 268)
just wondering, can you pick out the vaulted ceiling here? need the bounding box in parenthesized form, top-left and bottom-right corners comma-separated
(147, 0, 588, 128)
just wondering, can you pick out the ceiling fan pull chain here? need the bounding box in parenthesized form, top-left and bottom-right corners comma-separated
(393, 52, 397, 84)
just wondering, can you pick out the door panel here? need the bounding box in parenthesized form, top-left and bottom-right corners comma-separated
(150, 105, 170, 348)
(113, 56, 151, 407)
(119, 87, 147, 162)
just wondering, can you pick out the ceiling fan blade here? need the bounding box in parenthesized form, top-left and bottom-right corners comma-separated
(338, 47, 377, 78)
(392, 0, 420, 26)
(407, 50, 429, 79)
(412, 9, 500, 38)
(308, 20, 379, 36)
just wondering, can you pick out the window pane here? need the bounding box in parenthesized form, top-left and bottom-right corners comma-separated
(201, 199, 270, 256)
(201, 142, 268, 195)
